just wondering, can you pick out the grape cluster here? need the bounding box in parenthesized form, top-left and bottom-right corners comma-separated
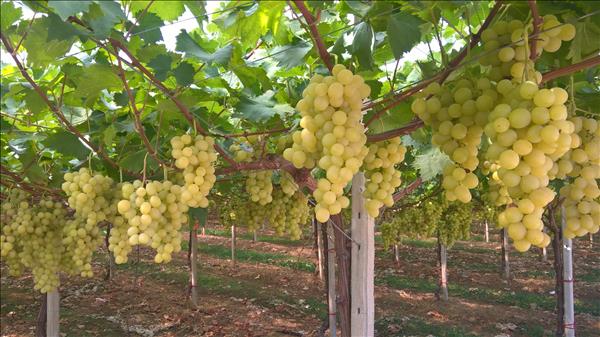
(283, 64, 370, 223)
(488, 82, 575, 252)
(267, 189, 310, 240)
(61, 218, 102, 277)
(280, 171, 299, 196)
(380, 200, 443, 248)
(480, 16, 575, 83)
(558, 117, 600, 238)
(62, 168, 117, 226)
(437, 200, 472, 247)
(230, 137, 275, 205)
(170, 134, 217, 208)
(362, 137, 406, 217)
(116, 180, 186, 263)
(412, 79, 491, 201)
(1, 191, 99, 293)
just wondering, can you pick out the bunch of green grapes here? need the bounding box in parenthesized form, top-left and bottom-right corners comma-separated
(117, 180, 186, 263)
(0, 193, 67, 292)
(62, 168, 117, 226)
(481, 161, 513, 207)
(267, 189, 310, 240)
(362, 137, 407, 217)
(437, 200, 473, 247)
(280, 171, 299, 196)
(237, 200, 269, 231)
(230, 137, 275, 205)
(283, 64, 370, 223)
(479, 16, 575, 83)
(245, 170, 274, 205)
(412, 78, 492, 201)
(557, 117, 600, 238)
(487, 81, 575, 252)
(380, 200, 443, 248)
(107, 213, 132, 264)
(170, 134, 217, 208)
(60, 217, 102, 277)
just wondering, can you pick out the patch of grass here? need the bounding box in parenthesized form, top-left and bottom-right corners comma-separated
(60, 307, 124, 337)
(378, 274, 599, 316)
(580, 268, 600, 283)
(376, 316, 478, 337)
(517, 323, 546, 337)
(203, 228, 303, 246)
(197, 243, 316, 273)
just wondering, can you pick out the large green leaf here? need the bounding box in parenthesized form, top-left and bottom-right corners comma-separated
(387, 12, 425, 59)
(119, 150, 159, 173)
(148, 54, 173, 81)
(173, 62, 195, 86)
(73, 64, 122, 103)
(84, 1, 126, 39)
(43, 131, 90, 159)
(130, 0, 185, 21)
(22, 16, 77, 67)
(1, 2, 22, 30)
(412, 147, 451, 182)
(351, 22, 375, 69)
(175, 31, 233, 65)
(48, 0, 93, 20)
(271, 43, 312, 69)
(130, 12, 164, 43)
(233, 91, 294, 123)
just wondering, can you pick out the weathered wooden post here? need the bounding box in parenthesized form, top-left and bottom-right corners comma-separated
(350, 173, 374, 337)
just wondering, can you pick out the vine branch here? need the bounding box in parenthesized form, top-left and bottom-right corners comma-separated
(392, 178, 423, 203)
(292, 0, 334, 72)
(541, 55, 600, 84)
(528, 0, 542, 61)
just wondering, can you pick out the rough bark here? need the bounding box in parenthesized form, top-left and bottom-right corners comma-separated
(332, 215, 351, 337)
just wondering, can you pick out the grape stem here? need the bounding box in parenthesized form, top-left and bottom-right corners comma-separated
(541, 55, 600, 84)
(291, 0, 334, 72)
(0, 32, 136, 177)
(392, 178, 423, 203)
(528, 0, 543, 61)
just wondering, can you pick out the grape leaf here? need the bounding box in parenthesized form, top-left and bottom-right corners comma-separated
(1, 2, 22, 30)
(412, 147, 451, 182)
(234, 91, 294, 123)
(173, 62, 195, 86)
(176, 31, 233, 65)
(48, 0, 93, 20)
(43, 131, 90, 159)
(387, 12, 425, 59)
(148, 54, 173, 81)
(271, 43, 312, 69)
(351, 22, 375, 69)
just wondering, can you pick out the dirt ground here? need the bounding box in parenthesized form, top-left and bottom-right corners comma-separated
(1, 224, 599, 337)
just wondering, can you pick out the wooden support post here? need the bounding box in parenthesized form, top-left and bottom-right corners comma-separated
(231, 225, 236, 266)
(541, 228, 548, 262)
(326, 222, 337, 337)
(333, 214, 351, 337)
(104, 224, 114, 281)
(316, 219, 324, 280)
(437, 239, 449, 301)
(253, 230, 257, 243)
(501, 229, 510, 281)
(36, 294, 47, 337)
(393, 244, 400, 266)
(561, 206, 575, 337)
(350, 173, 374, 337)
(46, 290, 59, 337)
(484, 220, 489, 243)
(190, 222, 199, 307)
